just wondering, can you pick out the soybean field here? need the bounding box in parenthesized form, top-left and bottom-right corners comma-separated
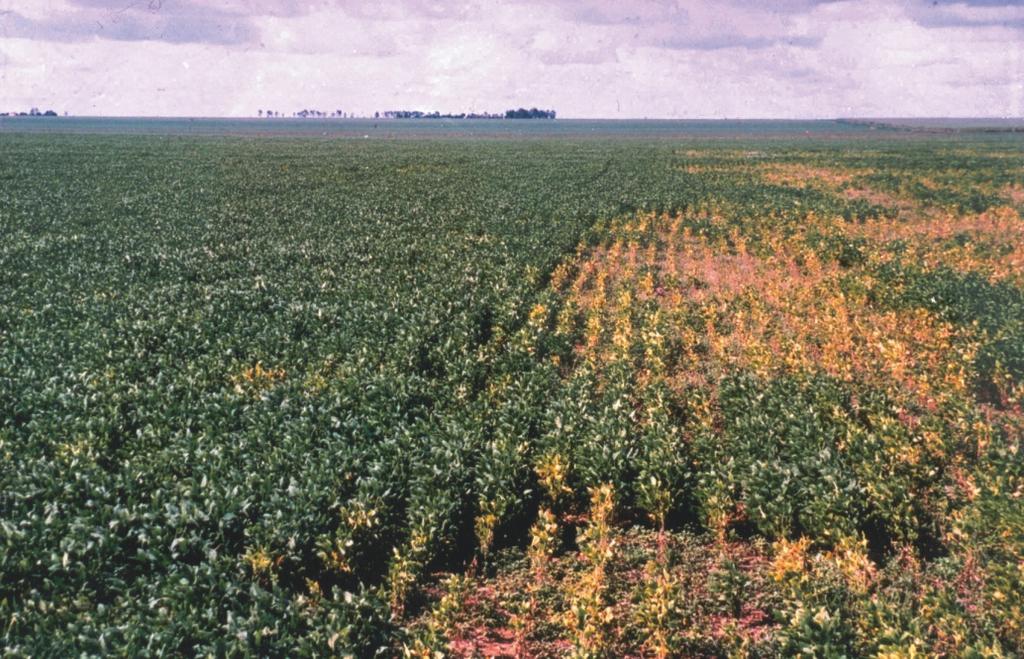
(1, 127, 1022, 656)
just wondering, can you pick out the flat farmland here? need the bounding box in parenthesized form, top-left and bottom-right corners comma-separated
(1, 128, 1022, 656)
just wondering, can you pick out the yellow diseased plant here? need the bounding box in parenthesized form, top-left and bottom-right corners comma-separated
(243, 546, 275, 581)
(389, 529, 430, 618)
(635, 560, 683, 659)
(529, 507, 560, 583)
(232, 361, 286, 394)
(510, 508, 561, 656)
(565, 484, 617, 658)
(535, 452, 572, 504)
(772, 537, 811, 585)
(402, 574, 470, 658)
(555, 299, 578, 338)
(474, 498, 501, 563)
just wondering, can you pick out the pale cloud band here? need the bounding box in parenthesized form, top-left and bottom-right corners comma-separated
(0, 0, 1021, 117)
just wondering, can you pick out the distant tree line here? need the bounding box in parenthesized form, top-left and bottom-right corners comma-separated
(0, 107, 59, 117)
(255, 107, 558, 120)
(379, 107, 556, 120)
(504, 107, 556, 119)
(257, 109, 350, 118)
(380, 110, 504, 119)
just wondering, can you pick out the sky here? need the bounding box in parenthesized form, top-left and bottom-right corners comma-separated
(0, 0, 1022, 118)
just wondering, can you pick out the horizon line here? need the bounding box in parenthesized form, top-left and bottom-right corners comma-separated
(3, 114, 1024, 122)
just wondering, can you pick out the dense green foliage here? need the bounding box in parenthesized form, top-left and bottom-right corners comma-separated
(1, 132, 1022, 655)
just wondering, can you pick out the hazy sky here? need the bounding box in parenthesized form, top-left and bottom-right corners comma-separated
(1, 0, 1022, 118)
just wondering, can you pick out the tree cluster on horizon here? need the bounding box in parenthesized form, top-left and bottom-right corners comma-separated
(504, 107, 556, 119)
(0, 107, 60, 117)
(378, 107, 556, 119)
(257, 109, 350, 118)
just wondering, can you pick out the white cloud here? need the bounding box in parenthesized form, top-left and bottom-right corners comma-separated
(0, 0, 1020, 117)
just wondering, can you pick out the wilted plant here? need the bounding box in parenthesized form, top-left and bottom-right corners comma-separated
(389, 530, 430, 618)
(536, 452, 572, 505)
(565, 484, 617, 658)
(402, 574, 471, 657)
(634, 560, 683, 659)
